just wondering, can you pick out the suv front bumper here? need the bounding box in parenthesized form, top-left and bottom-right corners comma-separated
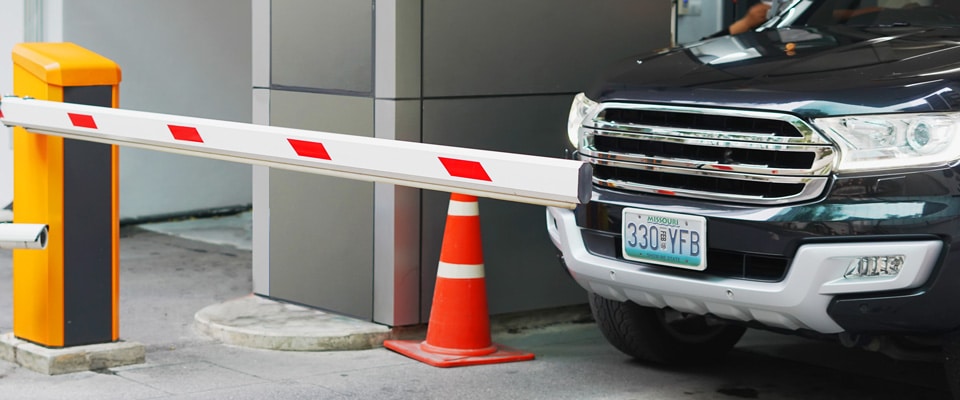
(546, 206, 942, 334)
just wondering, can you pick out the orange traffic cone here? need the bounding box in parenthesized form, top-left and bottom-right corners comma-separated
(383, 193, 535, 367)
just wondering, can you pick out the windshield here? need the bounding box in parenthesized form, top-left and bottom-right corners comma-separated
(776, 0, 960, 27)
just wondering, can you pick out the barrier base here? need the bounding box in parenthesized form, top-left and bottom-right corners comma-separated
(383, 339, 534, 368)
(0, 332, 144, 375)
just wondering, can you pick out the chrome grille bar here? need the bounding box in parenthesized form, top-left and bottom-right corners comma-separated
(580, 103, 836, 204)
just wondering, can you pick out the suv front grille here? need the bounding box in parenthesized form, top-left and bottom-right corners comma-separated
(601, 108, 803, 138)
(593, 165, 806, 199)
(592, 135, 816, 169)
(580, 103, 836, 205)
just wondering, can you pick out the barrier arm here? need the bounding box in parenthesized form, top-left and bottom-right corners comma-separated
(0, 96, 590, 209)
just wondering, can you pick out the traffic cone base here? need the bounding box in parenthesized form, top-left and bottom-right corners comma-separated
(420, 340, 497, 357)
(383, 339, 534, 368)
(385, 193, 535, 367)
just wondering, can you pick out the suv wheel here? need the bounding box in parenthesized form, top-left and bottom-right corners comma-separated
(589, 292, 746, 365)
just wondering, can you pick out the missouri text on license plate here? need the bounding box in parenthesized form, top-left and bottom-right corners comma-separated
(621, 208, 706, 271)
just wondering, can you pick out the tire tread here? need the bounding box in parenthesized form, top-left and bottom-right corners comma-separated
(589, 293, 745, 365)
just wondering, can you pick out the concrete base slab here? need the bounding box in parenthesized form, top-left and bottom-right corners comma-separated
(195, 295, 593, 353)
(0, 332, 145, 375)
(195, 294, 392, 351)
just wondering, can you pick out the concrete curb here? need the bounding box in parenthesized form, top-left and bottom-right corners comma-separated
(0, 332, 145, 374)
(195, 294, 594, 352)
(194, 294, 392, 351)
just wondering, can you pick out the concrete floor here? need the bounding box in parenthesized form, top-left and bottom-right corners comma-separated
(139, 210, 253, 251)
(0, 215, 953, 399)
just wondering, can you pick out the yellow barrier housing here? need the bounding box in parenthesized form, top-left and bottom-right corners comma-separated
(12, 43, 121, 347)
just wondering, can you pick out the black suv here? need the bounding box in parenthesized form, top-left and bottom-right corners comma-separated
(547, 0, 960, 395)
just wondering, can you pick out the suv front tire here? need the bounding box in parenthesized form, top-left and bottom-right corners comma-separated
(589, 293, 746, 365)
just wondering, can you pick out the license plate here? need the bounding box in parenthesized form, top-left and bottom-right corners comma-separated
(621, 208, 706, 271)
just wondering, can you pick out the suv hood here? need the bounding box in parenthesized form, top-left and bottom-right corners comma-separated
(589, 25, 960, 118)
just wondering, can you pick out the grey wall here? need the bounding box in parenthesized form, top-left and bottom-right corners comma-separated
(263, 0, 377, 320)
(421, 0, 667, 97)
(419, 95, 586, 317)
(272, 0, 373, 94)
(61, 0, 253, 221)
(267, 91, 375, 320)
(259, 0, 673, 325)
(416, 0, 674, 320)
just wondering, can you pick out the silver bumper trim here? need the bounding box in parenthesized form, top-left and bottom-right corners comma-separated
(546, 206, 942, 334)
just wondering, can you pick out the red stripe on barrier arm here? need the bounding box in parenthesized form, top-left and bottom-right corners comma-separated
(288, 139, 332, 160)
(438, 157, 492, 181)
(68, 113, 98, 129)
(168, 125, 204, 143)
(0, 109, 4, 119)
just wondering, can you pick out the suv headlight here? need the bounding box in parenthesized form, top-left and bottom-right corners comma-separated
(567, 93, 599, 148)
(813, 112, 960, 172)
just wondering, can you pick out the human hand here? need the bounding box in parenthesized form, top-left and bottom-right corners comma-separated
(746, 3, 773, 26)
(729, 3, 771, 34)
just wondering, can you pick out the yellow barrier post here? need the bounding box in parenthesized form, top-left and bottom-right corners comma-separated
(11, 43, 120, 348)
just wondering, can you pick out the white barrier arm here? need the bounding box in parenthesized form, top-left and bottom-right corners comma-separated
(0, 96, 590, 208)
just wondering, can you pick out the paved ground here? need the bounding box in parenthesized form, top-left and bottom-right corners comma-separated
(0, 223, 954, 399)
